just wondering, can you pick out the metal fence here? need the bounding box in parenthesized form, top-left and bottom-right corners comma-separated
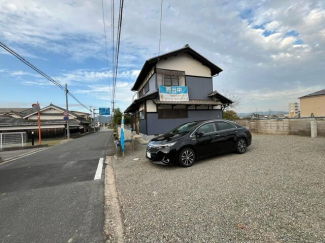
(0, 132, 27, 149)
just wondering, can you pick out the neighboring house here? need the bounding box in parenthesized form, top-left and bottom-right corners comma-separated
(71, 111, 91, 120)
(0, 108, 34, 118)
(0, 104, 90, 138)
(299, 89, 325, 117)
(288, 102, 300, 118)
(125, 45, 233, 137)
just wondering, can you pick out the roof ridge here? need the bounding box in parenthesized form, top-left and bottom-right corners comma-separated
(299, 89, 325, 98)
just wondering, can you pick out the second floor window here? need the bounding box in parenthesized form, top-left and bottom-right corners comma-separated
(139, 82, 149, 97)
(156, 69, 185, 87)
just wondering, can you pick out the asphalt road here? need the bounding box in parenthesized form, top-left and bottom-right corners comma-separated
(0, 129, 115, 243)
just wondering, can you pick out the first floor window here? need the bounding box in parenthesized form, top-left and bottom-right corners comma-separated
(158, 109, 187, 119)
(139, 110, 145, 120)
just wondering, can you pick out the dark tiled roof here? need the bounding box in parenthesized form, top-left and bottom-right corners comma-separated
(124, 92, 159, 113)
(23, 103, 89, 120)
(153, 99, 222, 105)
(207, 91, 233, 104)
(0, 108, 34, 116)
(299, 89, 325, 99)
(131, 45, 223, 91)
(0, 115, 82, 127)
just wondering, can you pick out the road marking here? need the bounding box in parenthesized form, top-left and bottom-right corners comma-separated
(0, 147, 51, 166)
(94, 158, 104, 180)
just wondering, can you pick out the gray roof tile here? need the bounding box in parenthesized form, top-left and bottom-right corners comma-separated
(299, 89, 325, 98)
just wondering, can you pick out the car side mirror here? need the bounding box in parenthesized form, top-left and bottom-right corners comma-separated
(195, 131, 204, 137)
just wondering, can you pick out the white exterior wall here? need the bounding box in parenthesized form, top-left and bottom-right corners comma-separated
(139, 103, 145, 111)
(27, 114, 75, 120)
(146, 100, 157, 112)
(42, 108, 62, 114)
(0, 125, 65, 131)
(156, 53, 211, 77)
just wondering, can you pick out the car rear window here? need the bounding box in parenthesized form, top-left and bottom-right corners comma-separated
(198, 123, 216, 134)
(216, 121, 236, 131)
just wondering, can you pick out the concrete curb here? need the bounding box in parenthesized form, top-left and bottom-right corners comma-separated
(104, 155, 124, 243)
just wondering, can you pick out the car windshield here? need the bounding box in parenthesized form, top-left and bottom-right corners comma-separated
(169, 121, 200, 134)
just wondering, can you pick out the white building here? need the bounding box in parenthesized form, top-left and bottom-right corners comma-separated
(289, 102, 300, 118)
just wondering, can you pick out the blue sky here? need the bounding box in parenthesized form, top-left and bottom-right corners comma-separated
(0, 0, 324, 113)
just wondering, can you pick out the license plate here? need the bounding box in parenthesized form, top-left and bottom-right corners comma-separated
(146, 152, 151, 158)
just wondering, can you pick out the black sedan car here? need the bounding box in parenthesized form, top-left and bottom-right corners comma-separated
(146, 119, 252, 167)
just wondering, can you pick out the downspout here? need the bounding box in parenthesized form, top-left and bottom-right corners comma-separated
(145, 101, 148, 135)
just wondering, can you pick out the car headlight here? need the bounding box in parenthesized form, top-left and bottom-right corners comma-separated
(149, 142, 176, 153)
(160, 142, 176, 148)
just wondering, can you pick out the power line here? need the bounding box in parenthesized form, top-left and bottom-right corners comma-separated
(0, 41, 64, 91)
(68, 92, 90, 111)
(158, 0, 163, 55)
(101, 0, 112, 106)
(112, 0, 124, 112)
(111, 0, 115, 111)
(0, 41, 91, 112)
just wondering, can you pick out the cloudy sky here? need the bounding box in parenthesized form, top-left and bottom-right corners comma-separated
(0, 0, 324, 113)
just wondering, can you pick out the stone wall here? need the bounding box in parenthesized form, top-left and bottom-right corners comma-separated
(235, 118, 325, 137)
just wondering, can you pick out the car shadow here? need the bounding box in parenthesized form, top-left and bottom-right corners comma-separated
(151, 147, 254, 169)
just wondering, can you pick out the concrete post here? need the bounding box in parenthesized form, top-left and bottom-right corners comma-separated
(311, 120, 317, 138)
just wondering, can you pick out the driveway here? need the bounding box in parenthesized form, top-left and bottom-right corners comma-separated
(112, 134, 325, 242)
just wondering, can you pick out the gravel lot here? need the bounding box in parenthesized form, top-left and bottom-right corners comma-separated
(113, 134, 325, 242)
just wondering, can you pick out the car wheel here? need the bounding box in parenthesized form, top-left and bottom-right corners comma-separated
(236, 138, 247, 154)
(179, 148, 195, 167)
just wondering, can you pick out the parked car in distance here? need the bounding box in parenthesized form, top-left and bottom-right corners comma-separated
(146, 119, 252, 167)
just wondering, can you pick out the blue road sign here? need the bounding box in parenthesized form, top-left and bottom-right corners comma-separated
(99, 107, 110, 116)
(63, 116, 69, 121)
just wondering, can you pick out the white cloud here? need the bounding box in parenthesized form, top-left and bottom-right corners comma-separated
(230, 85, 324, 112)
(1, 0, 324, 112)
(265, 21, 280, 30)
(74, 82, 135, 109)
(13, 68, 140, 86)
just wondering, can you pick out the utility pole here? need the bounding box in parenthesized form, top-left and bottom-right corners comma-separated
(90, 106, 95, 132)
(93, 110, 96, 132)
(37, 101, 41, 145)
(65, 83, 70, 139)
(32, 102, 42, 145)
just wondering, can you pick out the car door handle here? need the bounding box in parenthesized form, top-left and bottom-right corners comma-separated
(214, 134, 220, 137)
(235, 130, 238, 133)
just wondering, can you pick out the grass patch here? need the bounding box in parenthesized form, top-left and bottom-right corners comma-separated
(26, 138, 66, 147)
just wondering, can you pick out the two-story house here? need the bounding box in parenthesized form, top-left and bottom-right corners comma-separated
(125, 45, 233, 138)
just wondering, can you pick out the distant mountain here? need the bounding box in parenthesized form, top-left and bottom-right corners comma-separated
(238, 111, 288, 117)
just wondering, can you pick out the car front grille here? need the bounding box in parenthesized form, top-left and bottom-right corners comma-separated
(147, 146, 159, 153)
